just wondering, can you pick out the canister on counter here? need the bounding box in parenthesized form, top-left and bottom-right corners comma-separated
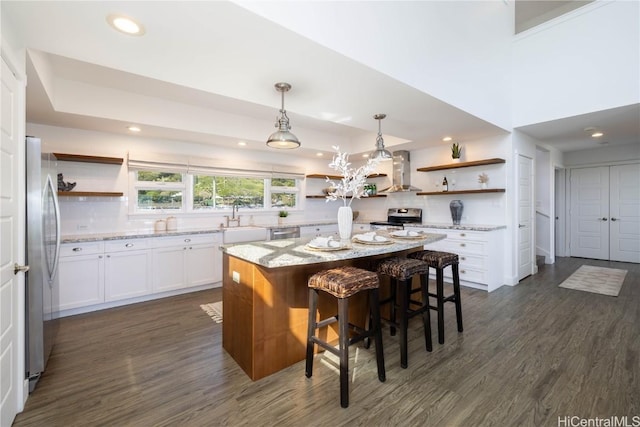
(166, 216, 177, 231)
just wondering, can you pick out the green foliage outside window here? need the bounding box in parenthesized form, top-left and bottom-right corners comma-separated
(137, 171, 182, 182)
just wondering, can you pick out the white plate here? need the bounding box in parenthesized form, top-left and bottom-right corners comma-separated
(306, 243, 349, 251)
(352, 236, 393, 245)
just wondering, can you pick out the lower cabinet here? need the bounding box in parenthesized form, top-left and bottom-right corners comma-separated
(413, 227, 504, 292)
(105, 241, 152, 302)
(59, 242, 105, 311)
(151, 234, 220, 292)
(300, 224, 339, 237)
(58, 232, 222, 315)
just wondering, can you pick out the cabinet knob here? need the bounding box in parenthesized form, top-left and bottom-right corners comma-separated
(460, 270, 466, 274)
(184, 238, 191, 243)
(460, 233, 466, 237)
(125, 243, 134, 247)
(98, 255, 103, 259)
(611, 218, 618, 221)
(189, 246, 193, 250)
(460, 243, 466, 247)
(461, 256, 466, 261)
(72, 247, 83, 252)
(600, 217, 608, 221)
(107, 255, 111, 258)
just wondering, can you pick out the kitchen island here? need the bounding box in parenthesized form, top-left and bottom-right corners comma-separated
(220, 232, 445, 380)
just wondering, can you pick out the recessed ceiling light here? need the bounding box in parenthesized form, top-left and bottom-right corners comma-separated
(237, 141, 247, 146)
(316, 152, 323, 157)
(107, 14, 145, 36)
(591, 132, 604, 138)
(442, 136, 452, 142)
(362, 153, 370, 158)
(127, 126, 141, 132)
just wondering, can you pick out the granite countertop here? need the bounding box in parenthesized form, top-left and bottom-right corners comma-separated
(404, 223, 506, 231)
(61, 228, 223, 243)
(220, 231, 446, 268)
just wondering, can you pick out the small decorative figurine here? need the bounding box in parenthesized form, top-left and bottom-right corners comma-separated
(57, 173, 76, 191)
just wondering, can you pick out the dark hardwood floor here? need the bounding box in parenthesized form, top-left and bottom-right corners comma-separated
(14, 257, 639, 427)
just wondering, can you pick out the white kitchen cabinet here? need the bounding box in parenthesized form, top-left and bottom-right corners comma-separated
(104, 239, 152, 301)
(151, 233, 222, 292)
(58, 241, 105, 310)
(414, 227, 503, 292)
(300, 224, 339, 237)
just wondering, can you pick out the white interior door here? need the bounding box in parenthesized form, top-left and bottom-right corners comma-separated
(1, 56, 23, 426)
(518, 154, 534, 281)
(570, 167, 609, 259)
(609, 164, 640, 263)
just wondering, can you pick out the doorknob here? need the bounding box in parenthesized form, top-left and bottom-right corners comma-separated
(14, 263, 30, 275)
(611, 218, 618, 221)
(518, 224, 525, 228)
(600, 217, 608, 221)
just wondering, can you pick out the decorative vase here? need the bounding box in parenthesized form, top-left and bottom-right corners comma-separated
(481, 182, 488, 190)
(452, 158, 461, 163)
(337, 206, 353, 240)
(450, 200, 463, 226)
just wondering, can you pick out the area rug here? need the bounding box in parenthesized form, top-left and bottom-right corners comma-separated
(200, 302, 223, 323)
(559, 265, 627, 296)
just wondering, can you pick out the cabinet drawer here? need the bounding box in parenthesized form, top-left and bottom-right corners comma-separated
(150, 233, 219, 248)
(437, 265, 487, 284)
(458, 253, 486, 269)
(105, 238, 150, 252)
(60, 241, 104, 257)
(427, 239, 486, 256)
(300, 224, 338, 236)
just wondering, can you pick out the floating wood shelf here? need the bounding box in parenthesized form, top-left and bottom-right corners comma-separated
(54, 153, 124, 165)
(306, 173, 387, 180)
(58, 191, 124, 197)
(416, 189, 505, 196)
(306, 194, 387, 199)
(417, 158, 505, 172)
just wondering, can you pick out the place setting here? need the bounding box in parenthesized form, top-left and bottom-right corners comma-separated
(305, 235, 350, 251)
(351, 231, 393, 245)
(388, 229, 426, 240)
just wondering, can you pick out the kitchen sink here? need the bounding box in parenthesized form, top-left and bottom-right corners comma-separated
(223, 226, 268, 244)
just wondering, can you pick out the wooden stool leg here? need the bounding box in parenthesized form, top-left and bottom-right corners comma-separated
(369, 289, 386, 382)
(338, 297, 350, 408)
(436, 268, 445, 345)
(389, 278, 397, 336)
(305, 289, 318, 378)
(399, 279, 410, 369)
(452, 264, 463, 332)
(420, 274, 433, 352)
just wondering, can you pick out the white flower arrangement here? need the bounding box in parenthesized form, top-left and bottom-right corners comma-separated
(325, 146, 381, 207)
(478, 173, 489, 184)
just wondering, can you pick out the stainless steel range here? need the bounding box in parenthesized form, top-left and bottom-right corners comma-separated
(370, 208, 422, 230)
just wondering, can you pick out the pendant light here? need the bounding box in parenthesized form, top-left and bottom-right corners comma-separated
(370, 113, 393, 161)
(266, 82, 300, 149)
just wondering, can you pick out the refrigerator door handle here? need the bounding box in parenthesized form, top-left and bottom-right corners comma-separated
(45, 175, 62, 280)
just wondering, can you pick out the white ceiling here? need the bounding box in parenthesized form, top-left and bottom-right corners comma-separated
(4, 1, 638, 158)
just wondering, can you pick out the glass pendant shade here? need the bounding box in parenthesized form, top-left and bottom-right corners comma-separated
(266, 82, 300, 149)
(370, 113, 393, 160)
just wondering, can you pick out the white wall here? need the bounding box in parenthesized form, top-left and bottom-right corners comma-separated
(237, 0, 514, 130)
(512, 0, 640, 127)
(563, 143, 640, 167)
(27, 123, 364, 235)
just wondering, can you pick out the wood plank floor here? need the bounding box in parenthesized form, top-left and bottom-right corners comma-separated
(14, 257, 639, 426)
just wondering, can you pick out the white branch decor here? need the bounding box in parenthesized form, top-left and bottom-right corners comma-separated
(325, 146, 381, 207)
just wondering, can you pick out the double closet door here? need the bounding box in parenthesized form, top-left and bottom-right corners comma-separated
(570, 164, 640, 263)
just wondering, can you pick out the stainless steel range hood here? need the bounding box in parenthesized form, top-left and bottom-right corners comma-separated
(381, 150, 422, 193)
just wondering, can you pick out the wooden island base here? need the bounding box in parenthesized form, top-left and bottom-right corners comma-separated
(222, 250, 418, 381)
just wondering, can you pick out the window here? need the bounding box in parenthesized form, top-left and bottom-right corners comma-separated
(131, 170, 300, 213)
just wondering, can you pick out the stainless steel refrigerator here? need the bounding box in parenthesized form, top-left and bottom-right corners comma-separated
(25, 136, 61, 392)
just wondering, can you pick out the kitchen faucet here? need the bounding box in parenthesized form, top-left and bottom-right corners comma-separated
(225, 201, 241, 227)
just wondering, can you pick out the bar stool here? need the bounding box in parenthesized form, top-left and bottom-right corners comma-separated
(376, 257, 432, 369)
(408, 250, 463, 344)
(305, 266, 385, 408)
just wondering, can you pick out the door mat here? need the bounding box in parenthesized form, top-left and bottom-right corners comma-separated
(559, 265, 627, 296)
(200, 302, 223, 323)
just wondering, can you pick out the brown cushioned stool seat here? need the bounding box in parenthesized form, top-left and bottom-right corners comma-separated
(408, 250, 463, 344)
(305, 266, 385, 408)
(376, 257, 433, 369)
